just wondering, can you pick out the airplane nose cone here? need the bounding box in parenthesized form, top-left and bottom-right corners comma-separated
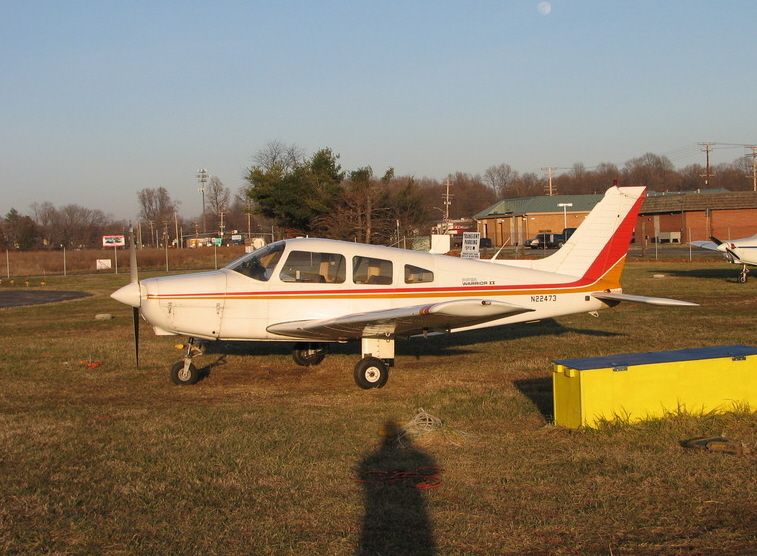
(111, 282, 142, 308)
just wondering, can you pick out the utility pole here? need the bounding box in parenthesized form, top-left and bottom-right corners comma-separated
(442, 177, 453, 233)
(219, 211, 225, 239)
(698, 142, 713, 187)
(174, 211, 180, 249)
(197, 168, 208, 234)
(147, 220, 154, 248)
(749, 146, 757, 192)
(541, 167, 555, 196)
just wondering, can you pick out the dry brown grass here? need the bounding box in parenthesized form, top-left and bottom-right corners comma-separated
(0, 261, 755, 554)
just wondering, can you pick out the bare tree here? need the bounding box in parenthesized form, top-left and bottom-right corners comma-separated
(483, 163, 518, 198)
(206, 176, 230, 217)
(253, 140, 305, 173)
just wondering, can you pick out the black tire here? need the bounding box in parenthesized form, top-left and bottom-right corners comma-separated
(292, 344, 326, 366)
(353, 357, 388, 389)
(171, 361, 199, 385)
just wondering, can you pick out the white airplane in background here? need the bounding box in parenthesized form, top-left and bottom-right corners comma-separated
(112, 186, 696, 388)
(691, 235, 757, 283)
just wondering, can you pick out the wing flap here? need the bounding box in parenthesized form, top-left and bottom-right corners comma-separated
(593, 292, 698, 307)
(267, 299, 533, 340)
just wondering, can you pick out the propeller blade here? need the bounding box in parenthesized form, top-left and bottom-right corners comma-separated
(709, 236, 723, 246)
(129, 225, 139, 284)
(132, 306, 140, 369)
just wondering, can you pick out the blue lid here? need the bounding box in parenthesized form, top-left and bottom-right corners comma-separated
(553, 345, 757, 371)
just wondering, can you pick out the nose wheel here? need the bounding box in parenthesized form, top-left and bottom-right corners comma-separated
(738, 265, 749, 283)
(170, 338, 203, 385)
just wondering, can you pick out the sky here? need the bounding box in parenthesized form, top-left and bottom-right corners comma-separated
(1, 0, 755, 220)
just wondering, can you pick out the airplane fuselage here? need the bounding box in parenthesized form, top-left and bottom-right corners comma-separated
(136, 238, 617, 342)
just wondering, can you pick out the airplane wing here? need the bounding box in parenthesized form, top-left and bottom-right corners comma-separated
(690, 240, 719, 251)
(267, 299, 534, 341)
(592, 292, 698, 307)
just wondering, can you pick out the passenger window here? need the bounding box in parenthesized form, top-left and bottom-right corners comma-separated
(405, 264, 434, 284)
(353, 256, 393, 285)
(280, 251, 346, 283)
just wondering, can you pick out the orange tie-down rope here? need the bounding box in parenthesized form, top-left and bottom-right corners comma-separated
(355, 466, 442, 490)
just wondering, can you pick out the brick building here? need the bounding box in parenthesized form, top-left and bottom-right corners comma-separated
(475, 190, 757, 247)
(474, 194, 602, 247)
(636, 190, 757, 243)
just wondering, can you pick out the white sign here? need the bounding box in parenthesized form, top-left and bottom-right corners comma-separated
(103, 235, 126, 247)
(96, 259, 112, 270)
(461, 232, 481, 259)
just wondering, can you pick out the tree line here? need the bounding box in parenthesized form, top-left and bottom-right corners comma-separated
(2, 143, 752, 249)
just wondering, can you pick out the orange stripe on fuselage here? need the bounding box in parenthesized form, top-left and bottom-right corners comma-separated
(147, 256, 626, 302)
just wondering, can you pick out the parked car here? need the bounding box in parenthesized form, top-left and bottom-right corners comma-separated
(527, 228, 577, 249)
(528, 233, 564, 249)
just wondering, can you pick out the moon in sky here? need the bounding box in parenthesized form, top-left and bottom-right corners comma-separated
(537, 1, 552, 15)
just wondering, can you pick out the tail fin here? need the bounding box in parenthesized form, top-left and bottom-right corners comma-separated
(529, 186, 645, 285)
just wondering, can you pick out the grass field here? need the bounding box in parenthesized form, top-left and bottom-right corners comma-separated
(1, 261, 755, 554)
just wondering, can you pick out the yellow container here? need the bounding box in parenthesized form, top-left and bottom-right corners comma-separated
(552, 345, 757, 429)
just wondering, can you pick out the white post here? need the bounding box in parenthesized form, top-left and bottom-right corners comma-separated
(688, 228, 692, 262)
(114, 246, 118, 274)
(214, 243, 218, 269)
(165, 241, 169, 272)
(5, 249, 9, 278)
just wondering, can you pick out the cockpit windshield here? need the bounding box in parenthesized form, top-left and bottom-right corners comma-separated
(226, 241, 285, 281)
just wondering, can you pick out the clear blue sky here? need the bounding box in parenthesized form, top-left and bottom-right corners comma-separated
(1, 1, 755, 219)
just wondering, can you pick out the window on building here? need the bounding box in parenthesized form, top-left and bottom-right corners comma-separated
(280, 251, 346, 283)
(353, 256, 393, 285)
(404, 264, 434, 284)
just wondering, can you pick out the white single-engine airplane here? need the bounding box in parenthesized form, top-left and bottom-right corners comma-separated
(112, 186, 696, 388)
(691, 234, 757, 283)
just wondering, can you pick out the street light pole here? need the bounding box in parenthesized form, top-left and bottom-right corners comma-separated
(197, 168, 208, 234)
(558, 202, 573, 229)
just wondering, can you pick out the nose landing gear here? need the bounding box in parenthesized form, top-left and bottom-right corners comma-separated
(170, 338, 204, 385)
(738, 265, 750, 283)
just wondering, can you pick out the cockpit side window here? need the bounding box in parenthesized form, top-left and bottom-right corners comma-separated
(226, 241, 284, 281)
(280, 251, 346, 283)
(353, 256, 393, 285)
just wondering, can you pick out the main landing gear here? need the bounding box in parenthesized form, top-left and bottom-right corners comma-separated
(292, 343, 327, 366)
(353, 337, 394, 390)
(170, 338, 204, 385)
(291, 338, 396, 390)
(738, 265, 750, 283)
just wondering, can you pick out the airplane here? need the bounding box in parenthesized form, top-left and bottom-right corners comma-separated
(111, 186, 697, 389)
(691, 235, 757, 283)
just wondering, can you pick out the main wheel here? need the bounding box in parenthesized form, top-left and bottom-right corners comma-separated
(292, 343, 326, 366)
(171, 361, 199, 385)
(353, 357, 388, 389)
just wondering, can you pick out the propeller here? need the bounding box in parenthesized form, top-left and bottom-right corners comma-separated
(129, 226, 140, 369)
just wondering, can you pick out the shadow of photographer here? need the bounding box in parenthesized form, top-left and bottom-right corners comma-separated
(356, 421, 439, 555)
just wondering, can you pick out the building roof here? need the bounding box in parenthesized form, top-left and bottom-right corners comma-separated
(639, 190, 757, 214)
(475, 189, 757, 220)
(474, 194, 603, 220)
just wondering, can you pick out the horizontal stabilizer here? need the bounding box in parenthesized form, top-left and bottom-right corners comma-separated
(593, 292, 698, 307)
(267, 299, 533, 340)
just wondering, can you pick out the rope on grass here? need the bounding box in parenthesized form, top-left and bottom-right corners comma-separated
(399, 408, 471, 447)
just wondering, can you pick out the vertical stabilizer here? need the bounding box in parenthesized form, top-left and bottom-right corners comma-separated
(527, 186, 645, 283)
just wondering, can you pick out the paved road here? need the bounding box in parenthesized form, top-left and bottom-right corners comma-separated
(0, 290, 91, 308)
